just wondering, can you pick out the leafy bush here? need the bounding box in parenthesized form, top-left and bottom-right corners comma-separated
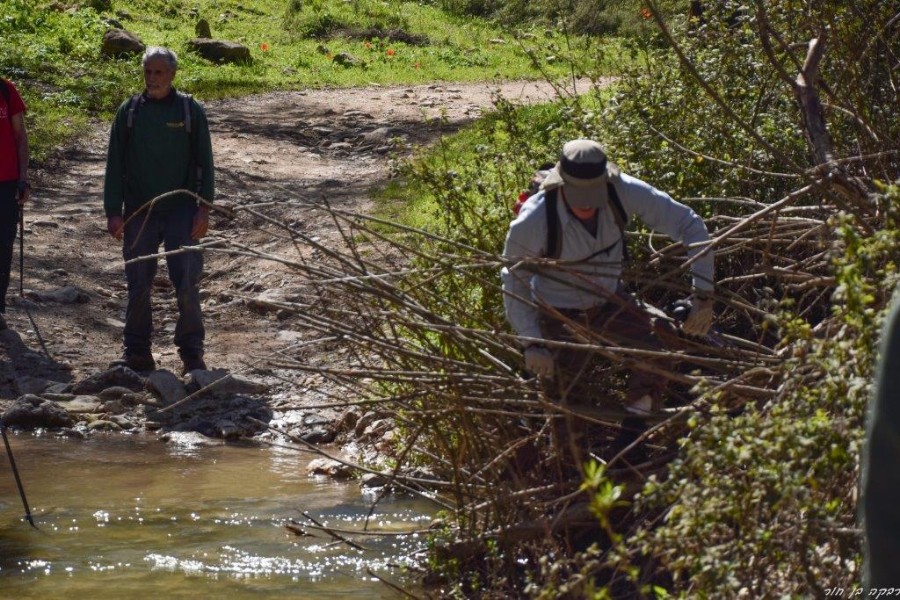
(369, 0, 899, 596)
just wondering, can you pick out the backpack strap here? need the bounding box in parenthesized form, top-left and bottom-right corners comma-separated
(543, 187, 562, 259)
(179, 92, 192, 134)
(177, 92, 202, 194)
(125, 93, 143, 130)
(607, 181, 630, 263)
(122, 94, 143, 185)
(543, 182, 630, 262)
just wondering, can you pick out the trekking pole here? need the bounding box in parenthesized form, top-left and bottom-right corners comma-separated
(18, 204, 24, 296)
(1, 425, 36, 529)
(15, 203, 53, 360)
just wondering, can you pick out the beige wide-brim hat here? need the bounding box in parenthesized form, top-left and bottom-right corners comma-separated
(541, 139, 620, 208)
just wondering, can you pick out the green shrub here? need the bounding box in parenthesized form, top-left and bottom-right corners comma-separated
(376, 0, 898, 596)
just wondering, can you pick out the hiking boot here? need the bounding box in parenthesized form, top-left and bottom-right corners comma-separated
(110, 351, 156, 372)
(181, 356, 207, 376)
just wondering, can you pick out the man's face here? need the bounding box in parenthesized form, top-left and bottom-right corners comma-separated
(144, 57, 175, 99)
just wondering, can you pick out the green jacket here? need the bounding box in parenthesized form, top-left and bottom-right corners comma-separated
(103, 88, 214, 217)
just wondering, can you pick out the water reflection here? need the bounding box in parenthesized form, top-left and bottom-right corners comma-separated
(0, 433, 432, 599)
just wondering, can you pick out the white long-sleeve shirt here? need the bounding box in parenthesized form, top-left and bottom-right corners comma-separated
(500, 172, 714, 340)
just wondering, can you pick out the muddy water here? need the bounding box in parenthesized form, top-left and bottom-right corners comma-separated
(0, 433, 433, 598)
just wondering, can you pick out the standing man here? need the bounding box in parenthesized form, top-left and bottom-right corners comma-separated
(104, 47, 214, 374)
(0, 77, 29, 331)
(501, 139, 715, 464)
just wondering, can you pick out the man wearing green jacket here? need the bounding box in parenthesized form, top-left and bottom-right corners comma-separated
(103, 46, 214, 375)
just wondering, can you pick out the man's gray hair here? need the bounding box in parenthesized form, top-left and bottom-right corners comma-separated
(142, 46, 178, 71)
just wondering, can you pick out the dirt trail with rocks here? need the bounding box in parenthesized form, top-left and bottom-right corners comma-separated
(0, 80, 586, 433)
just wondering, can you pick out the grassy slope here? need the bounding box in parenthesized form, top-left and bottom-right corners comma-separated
(0, 0, 617, 162)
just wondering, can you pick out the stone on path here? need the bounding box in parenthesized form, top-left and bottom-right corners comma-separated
(28, 285, 90, 304)
(186, 369, 269, 396)
(71, 366, 145, 394)
(146, 370, 188, 406)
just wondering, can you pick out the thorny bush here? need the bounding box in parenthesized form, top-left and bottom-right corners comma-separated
(220, 0, 898, 597)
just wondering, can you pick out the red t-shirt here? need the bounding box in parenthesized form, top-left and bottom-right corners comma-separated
(0, 79, 27, 183)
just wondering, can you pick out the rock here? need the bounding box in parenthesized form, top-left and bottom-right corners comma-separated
(57, 395, 102, 413)
(28, 285, 90, 304)
(276, 330, 304, 343)
(216, 419, 240, 439)
(109, 415, 136, 430)
(101, 28, 145, 58)
(45, 382, 72, 394)
(14, 376, 55, 396)
(160, 430, 224, 447)
(362, 127, 393, 143)
(332, 52, 360, 67)
(354, 411, 381, 438)
(88, 419, 121, 432)
(1, 395, 74, 429)
(186, 369, 269, 396)
(300, 428, 335, 444)
(186, 38, 251, 64)
(362, 418, 392, 441)
(303, 414, 331, 427)
(337, 408, 360, 433)
(307, 458, 354, 479)
(146, 370, 188, 406)
(360, 473, 391, 488)
(72, 366, 145, 394)
(247, 288, 293, 313)
(195, 18, 211, 38)
(97, 386, 137, 400)
(99, 399, 126, 413)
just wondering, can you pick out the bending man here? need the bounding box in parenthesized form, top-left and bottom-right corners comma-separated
(501, 139, 715, 464)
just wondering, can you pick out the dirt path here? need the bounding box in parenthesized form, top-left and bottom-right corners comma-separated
(0, 79, 585, 405)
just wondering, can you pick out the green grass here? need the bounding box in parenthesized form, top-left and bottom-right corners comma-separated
(375, 89, 610, 230)
(0, 0, 625, 162)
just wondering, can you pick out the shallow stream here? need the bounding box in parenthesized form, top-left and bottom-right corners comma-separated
(0, 433, 433, 599)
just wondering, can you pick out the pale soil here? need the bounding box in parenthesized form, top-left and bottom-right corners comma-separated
(0, 79, 594, 410)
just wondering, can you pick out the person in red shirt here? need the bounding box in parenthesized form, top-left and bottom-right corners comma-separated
(0, 78, 30, 330)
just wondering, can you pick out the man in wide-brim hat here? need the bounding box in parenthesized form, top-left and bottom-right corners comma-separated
(501, 139, 715, 465)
